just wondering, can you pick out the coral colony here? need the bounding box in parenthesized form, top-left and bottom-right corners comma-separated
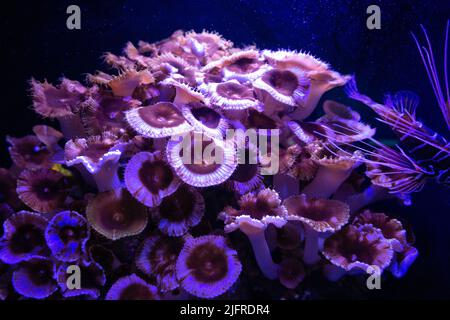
(0, 22, 448, 300)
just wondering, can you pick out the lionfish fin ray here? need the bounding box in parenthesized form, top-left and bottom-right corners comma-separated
(323, 127, 431, 193)
(344, 76, 375, 106)
(412, 21, 450, 130)
(383, 91, 420, 117)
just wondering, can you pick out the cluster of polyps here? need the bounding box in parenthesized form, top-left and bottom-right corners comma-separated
(0, 30, 417, 300)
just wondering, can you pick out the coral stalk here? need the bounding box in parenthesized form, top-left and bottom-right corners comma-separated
(245, 230, 278, 280)
(303, 224, 321, 265)
(346, 185, 390, 214)
(303, 165, 353, 199)
(92, 160, 122, 192)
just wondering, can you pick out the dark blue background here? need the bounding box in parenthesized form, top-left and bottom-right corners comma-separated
(1, 0, 449, 299)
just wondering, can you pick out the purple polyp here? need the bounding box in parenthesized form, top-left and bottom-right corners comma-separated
(0, 211, 48, 264)
(106, 274, 158, 300)
(12, 257, 57, 299)
(45, 211, 90, 262)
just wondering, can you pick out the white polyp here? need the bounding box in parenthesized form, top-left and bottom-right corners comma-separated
(289, 80, 327, 120)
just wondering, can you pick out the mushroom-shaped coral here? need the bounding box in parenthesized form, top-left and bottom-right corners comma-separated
(12, 257, 57, 299)
(278, 257, 306, 289)
(181, 103, 228, 138)
(106, 274, 159, 300)
(302, 142, 362, 199)
(161, 77, 206, 105)
(149, 53, 197, 85)
(125, 102, 192, 138)
(176, 235, 242, 298)
(45, 211, 90, 262)
(166, 131, 237, 187)
(291, 69, 350, 120)
(56, 259, 106, 299)
(207, 80, 260, 110)
(86, 188, 148, 241)
(221, 188, 287, 279)
(0, 211, 48, 264)
(203, 49, 267, 83)
(262, 49, 329, 71)
(225, 162, 263, 195)
(353, 210, 407, 252)
(30, 78, 87, 139)
(254, 67, 309, 116)
(136, 233, 186, 291)
(65, 132, 126, 191)
(125, 151, 181, 207)
(7, 135, 52, 169)
(16, 168, 70, 213)
(283, 194, 350, 265)
(322, 224, 394, 279)
(81, 91, 140, 135)
(262, 50, 350, 119)
(185, 30, 233, 63)
(153, 185, 205, 237)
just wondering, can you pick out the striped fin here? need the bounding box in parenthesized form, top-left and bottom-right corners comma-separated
(383, 91, 419, 118)
(345, 78, 450, 166)
(320, 129, 431, 193)
(356, 141, 430, 193)
(344, 76, 383, 109)
(345, 77, 416, 123)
